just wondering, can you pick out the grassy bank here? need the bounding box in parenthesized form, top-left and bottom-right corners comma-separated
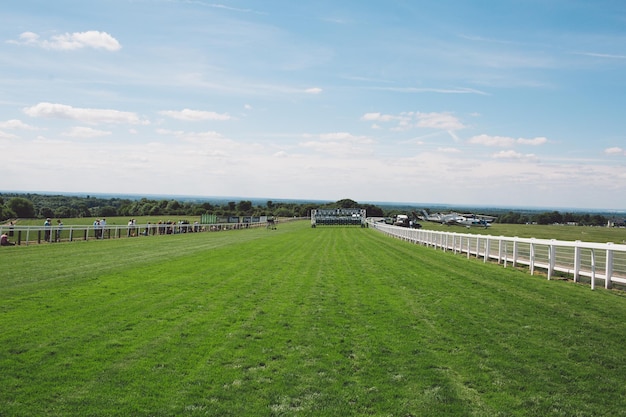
(1, 221, 625, 416)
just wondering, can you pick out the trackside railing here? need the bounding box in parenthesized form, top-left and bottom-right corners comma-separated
(369, 221, 626, 290)
(0, 220, 285, 246)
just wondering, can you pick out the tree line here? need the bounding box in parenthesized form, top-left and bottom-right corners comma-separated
(0, 193, 384, 221)
(0, 193, 618, 227)
(496, 210, 611, 226)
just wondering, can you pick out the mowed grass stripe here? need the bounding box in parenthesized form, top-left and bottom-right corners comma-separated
(1, 221, 625, 416)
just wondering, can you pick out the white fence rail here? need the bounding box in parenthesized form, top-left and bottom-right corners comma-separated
(369, 221, 626, 290)
(0, 220, 277, 246)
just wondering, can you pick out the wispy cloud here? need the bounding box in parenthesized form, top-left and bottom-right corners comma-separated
(300, 132, 374, 156)
(362, 111, 466, 131)
(0, 131, 18, 140)
(179, 1, 266, 15)
(574, 52, 626, 60)
(304, 87, 323, 94)
(159, 109, 232, 121)
(491, 150, 537, 160)
(605, 147, 626, 155)
(8, 31, 121, 51)
(371, 86, 489, 95)
(469, 134, 548, 147)
(63, 126, 112, 138)
(23, 103, 148, 125)
(0, 119, 36, 130)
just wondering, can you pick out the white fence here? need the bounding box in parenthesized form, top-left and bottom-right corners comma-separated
(370, 221, 626, 290)
(0, 220, 277, 246)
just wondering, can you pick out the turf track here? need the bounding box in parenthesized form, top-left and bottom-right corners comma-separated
(1, 221, 625, 416)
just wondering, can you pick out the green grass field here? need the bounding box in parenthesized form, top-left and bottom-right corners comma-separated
(1, 221, 625, 416)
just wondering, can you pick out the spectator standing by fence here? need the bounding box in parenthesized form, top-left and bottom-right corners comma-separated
(56, 219, 63, 242)
(44, 218, 51, 242)
(93, 219, 101, 239)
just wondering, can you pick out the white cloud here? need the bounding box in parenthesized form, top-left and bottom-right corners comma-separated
(0, 130, 18, 140)
(491, 150, 536, 160)
(517, 137, 547, 145)
(159, 109, 232, 121)
(469, 134, 548, 147)
(9, 31, 121, 51)
(469, 134, 515, 146)
(361, 111, 465, 131)
(438, 147, 461, 153)
(156, 128, 227, 145)
(361, 112, 402, 122)
(415, 112, 466, 130)
(319, 132, 373, 143)
(300, 131, 374, 155)
(63, 127, 112, 138)
(575, 52, 626, 60)
(304, 87, 323, 94)
(0, 119, 36, 130)
(605, 147, 626, 155)
(23, 103, 148, 125)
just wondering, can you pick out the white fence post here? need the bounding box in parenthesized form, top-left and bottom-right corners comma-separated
(591, 248, 596, 290)
(548, 240, 556, 280)
(605, 244, 614, 289)
(484, 237, 490, 263)
(530, 240, 535, 276)
(574, 242, 581, 283)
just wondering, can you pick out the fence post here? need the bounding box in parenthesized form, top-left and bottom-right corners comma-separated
(605, 244, 614, 290)
(548, 241, 556, 280)
(530, 240, 535, 276)
(512, 238, 518, 267)
(498, 237, 503, 264)
(573, 242, 581, 283)
(591, 248, 596, 290)
(484, 237, 490, 263)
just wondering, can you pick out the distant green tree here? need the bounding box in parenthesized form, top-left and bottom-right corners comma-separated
(54, 206, 75, 218)
(0, 205, 16, 221)
(76, 203, 91, 218)
(166, 200, 181, 214)
(38, 207, 54, 219)
(7, 197, 36, 218)
(99, 206, 118, 217)
(336, 198, 359, 208)
(237, 200, 253, 214)
(275, 207, 293, 217)
(363, 204, 384, 217)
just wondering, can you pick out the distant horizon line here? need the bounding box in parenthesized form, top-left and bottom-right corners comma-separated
(1, 190, 624, 214)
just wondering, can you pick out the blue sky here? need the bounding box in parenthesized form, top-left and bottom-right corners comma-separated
(2, 0, 626, 209)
